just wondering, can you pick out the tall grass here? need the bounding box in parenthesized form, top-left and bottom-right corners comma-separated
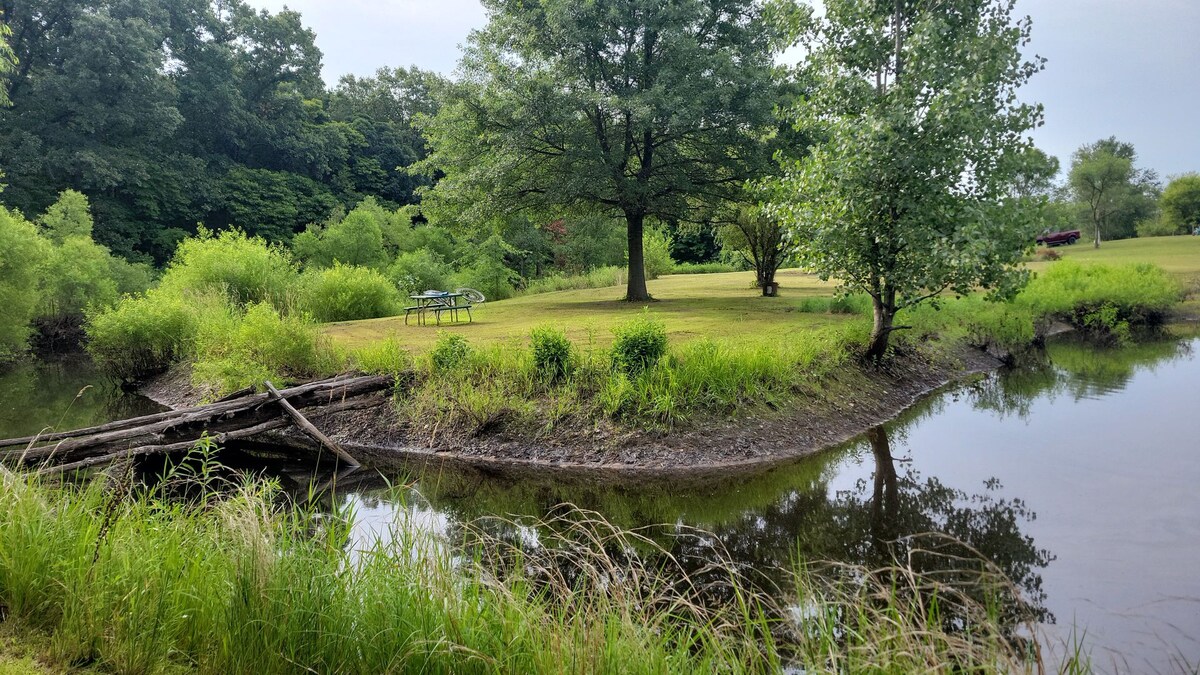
(0, 464, 1065, 674)
(519, 266, 628, 296)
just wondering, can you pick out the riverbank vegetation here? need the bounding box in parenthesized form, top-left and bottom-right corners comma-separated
(0, 464, 1072, 674)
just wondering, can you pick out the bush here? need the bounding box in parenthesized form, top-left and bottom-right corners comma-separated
(670, 262, 739, 275)
(452, 256, 518, 301)
(0, 208, 48, 358)
(85, 289, 202, 381)
(387, 249, 450, 296)
(38, 236, 120, 320)
(530, 325, 573, 382)
(160, 228, 298, 308)
(430, 332, 472, 373)
(520, 266, 627, 296)
(611, 313, 668, 375)
(1135, 218, 1182, 238)
(298, 264, 401, 323)
(192, 303, 335, 394)
(642, 228, 675, 281)
(1018, 261, 1181, 336)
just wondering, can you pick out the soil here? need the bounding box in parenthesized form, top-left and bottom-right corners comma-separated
(140, 346, 1003, 482)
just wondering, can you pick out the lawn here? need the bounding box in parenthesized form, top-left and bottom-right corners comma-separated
(324, 236, 1200, 353)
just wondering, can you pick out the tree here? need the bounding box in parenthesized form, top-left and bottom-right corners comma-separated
(1160, 173, 1200, 235)
(767, 0, 1045, 360)
(718, 207, 794, 293)
(1067, 137, 1159, 247)
(0, 8, 14, 107)
(420, 0, 786, 301)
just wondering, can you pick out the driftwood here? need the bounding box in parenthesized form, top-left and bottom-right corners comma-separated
(3, 373, 394, 474)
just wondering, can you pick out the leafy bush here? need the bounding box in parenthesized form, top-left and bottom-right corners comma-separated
(85, 289, 202, 381)
(670, 262, 739, 275)
(387, 249, 450, 295)
(1018, 261, 1181, 332)
(38, 236, 120, 320)
(160, 228, 298, 307)
(642, 228, 675, 281)
(430, 332, 472, 373)
(0, 208, 48, 358)
(452, 256, 518, 301)
(295, 203, 390, 269)
(192, 303, 335, 393)
(1135, 218, 1182, 238)
(298, 264, 401, 323)
(611, 313, 668, 375)
(530, 325, 573, 382)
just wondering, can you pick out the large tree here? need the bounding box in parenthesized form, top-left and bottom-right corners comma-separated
(1067, 137, 1159, 247)
(1160, 173, 1200, 235)
(0, 9, 14, 107)
(767, 0, 1045, 360)
(419, 0, 786, 301)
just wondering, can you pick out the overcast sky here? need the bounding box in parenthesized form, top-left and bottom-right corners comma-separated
(247, 0, 1199, 179)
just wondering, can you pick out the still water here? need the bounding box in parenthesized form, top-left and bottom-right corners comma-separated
(4, 340, 1198, 672)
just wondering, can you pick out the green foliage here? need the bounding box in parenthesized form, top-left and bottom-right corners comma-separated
(1068, 137, 1160, 244)
(558, 216, 628, 272)
(1160, 174, 1200, 234)
(0, 15, 14, 108)
(520, 266, 627, 296)
(85, 289, 201, 381)
(767, 0, 1044, 357)
(670, 262, 740, 275)
(298, 264, 401, 323)
(718, 207, 795, 287)
(295, 201, 390, 269)
(387, 249, 450, 295)
(0, 208, 47, 358)
(611, 314, 669, 375)
(38, 236, 119, 320)
(159, 229, 298, 308)
(642, 228, 675, 281)
(452, 256, 518, 301)
(430, 332, 472, 373)
(37, 190, 93, 243)
(349, 337, 412, 377)
(420, 0, 784, 300)
(1018, 261, 1180, 337)
(530, 325, 573, 382)
(192, 303, 335, 393)
(1136, 217, 1181, 238)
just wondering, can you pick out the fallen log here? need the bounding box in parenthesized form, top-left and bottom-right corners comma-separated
(3, 374, 394, 471)
(0, 372, 366, 451)
(264, 380, 360, 467)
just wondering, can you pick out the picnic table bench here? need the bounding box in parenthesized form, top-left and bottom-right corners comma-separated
(404, 291, 474, 326)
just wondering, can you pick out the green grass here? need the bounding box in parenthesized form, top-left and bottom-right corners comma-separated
(0, 466, 1057, 674)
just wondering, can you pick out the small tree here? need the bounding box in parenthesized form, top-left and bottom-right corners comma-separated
(719, 207, 794, 294)
(1068, 137, 1159, 247)
(768, 0, 1045, 360)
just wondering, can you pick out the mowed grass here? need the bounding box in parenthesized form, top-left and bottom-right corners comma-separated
(325, 236, 1200, 353)
(324, 268, 847, 352)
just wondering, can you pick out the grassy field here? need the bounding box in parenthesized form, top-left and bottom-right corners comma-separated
(325, 236, 1200, 353)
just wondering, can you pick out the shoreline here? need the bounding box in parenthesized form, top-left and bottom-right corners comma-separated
(142, 346, 1005, 483)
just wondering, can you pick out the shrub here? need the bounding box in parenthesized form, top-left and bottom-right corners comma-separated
(520, 266, 627, 296)
(1018, 261, 1181, 331)
(430, 332, 472, 373)
(38, 236, 120, 320)
(1135, 217, 1182, 238)
(611, 313, 668, 375)
(298, 264, 401, 323)
(85, 289, 201, 381)
(670, 262, 739, 275)
(387, 249, 450, 296)
(159, 228, 298, 308)
(192, 303, 335, 394)
(452, 256, 518, 301)
(0, 208, 48, 358)
(642, 228, 675, 281)
(530, 325, 573, 382)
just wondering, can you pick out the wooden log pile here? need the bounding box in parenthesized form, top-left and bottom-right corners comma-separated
(0, 373, 394, 476)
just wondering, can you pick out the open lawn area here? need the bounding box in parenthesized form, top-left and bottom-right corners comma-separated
(323, 236, 1200, 353)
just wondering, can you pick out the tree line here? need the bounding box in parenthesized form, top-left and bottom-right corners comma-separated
(3, 0, 1198, 362)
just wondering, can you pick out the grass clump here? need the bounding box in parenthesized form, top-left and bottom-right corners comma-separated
(85, 289, 201, 381)
(298, 263, 401, 323)
(611, 313, 668, 375)
(430, 332, 472, 373)
(191, 303, 339, 393)
(1019, 261, 1181, 341)
(158, 228, 298, 307)
(529, 325, 573, 383)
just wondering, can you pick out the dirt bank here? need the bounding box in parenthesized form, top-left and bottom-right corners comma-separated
(143, 346, 1003, 482)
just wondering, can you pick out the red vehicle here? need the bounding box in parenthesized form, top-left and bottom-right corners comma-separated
(1036, 228, 1081, 246)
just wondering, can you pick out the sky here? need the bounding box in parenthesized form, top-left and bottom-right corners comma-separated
(246, 0, 1200, 180)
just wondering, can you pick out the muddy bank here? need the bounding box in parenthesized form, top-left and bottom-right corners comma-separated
(142, 347, 1003, 482)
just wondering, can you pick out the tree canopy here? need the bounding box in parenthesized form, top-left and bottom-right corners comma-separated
(767, 0, 1046, 359)
(1158, 174, 1200, 235)
(1067, 137, 1159, 247)
(419, 0, 788, 301)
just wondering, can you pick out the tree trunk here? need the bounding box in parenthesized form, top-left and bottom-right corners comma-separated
(1094, 221, 1102, 249)
(866, 294, 895, 361)
(625, 211, 651, 301)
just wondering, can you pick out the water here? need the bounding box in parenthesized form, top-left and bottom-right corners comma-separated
(6, 341, 1199, 672)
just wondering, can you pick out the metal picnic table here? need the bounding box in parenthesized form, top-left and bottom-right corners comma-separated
(404, 291, 474, 326)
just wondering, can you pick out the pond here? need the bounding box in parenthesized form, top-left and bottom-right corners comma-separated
(5, 339, 1198, 672)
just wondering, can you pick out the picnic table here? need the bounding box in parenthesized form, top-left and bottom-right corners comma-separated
(404, 291, 474, 326)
